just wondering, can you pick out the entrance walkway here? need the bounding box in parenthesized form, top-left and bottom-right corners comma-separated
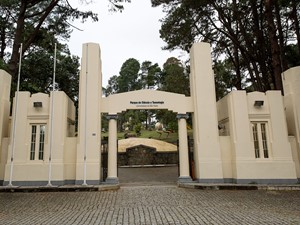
(0, 185, 299, 224)
(118, 166, 178, 186)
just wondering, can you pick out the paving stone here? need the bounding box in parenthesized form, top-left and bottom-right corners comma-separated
(0, 186, 299, 224)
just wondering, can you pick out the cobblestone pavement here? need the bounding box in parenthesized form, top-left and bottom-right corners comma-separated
(0, 185, 299, 225)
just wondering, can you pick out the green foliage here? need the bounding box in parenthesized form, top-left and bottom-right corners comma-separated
(105, 56, 190, 133)
(101, 113, 109, 132)
(105, 59, 164, 96)
(115, 129, 181, 144)
(20, 46, 79, 101)
(108, 0, 131, 12)
(160, 57, 189, 96)
(0, 59, 8, 71)
(285, 44, 300, 68)
(140, 61, 162, 89)
(156, 109, 176, 129)
(167, 121, 178, 132)
(0, 0, 98, 83)
(134, 123, 142, 135)
(213, 59, 248, 100)
(105, 75, 119, 96)
(152, 0, 300, 92)
(118, 58, 141, 92)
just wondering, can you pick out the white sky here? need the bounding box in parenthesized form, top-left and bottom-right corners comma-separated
(68, 1, 187, 87)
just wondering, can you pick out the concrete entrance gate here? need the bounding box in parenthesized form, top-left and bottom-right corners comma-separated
(1, 42, 299, 186)
(76, 42, 223, 184)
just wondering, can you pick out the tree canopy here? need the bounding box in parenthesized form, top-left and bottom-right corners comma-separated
(152, 0, 300, 94)
(104, 56, 190, 132)
(0, 0, 129, 97)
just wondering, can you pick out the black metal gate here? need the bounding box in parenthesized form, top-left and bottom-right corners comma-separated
(101, 137, 108, 181)
(188, 137, 194, 180)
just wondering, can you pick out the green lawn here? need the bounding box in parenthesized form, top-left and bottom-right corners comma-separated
(102, 129, 193, 144)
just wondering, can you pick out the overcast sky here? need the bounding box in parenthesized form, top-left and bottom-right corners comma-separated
(68, 1, 187, 87)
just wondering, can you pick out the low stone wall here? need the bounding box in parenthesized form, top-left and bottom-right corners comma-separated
(118, 144, 178, 166)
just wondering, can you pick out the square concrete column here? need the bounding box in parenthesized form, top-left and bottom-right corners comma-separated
(190, 42, 223, 182)
(283, 67, 300, 179)
(76, 43, 102, 185)
(106, 114, 119, 184)
(227, 91, 253, 180)
(0, 70, 11, 184)
(177, 114, 192, 183)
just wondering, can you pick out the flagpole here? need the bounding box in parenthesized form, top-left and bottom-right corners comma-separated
(8, 43, 23, 187)
(48, 43, 57, 186)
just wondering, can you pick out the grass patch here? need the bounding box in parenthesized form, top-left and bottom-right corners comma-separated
(102, 129, 193, 144)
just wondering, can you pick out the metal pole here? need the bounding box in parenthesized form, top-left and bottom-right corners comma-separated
(47, 43, 57, 186)
(83, 44, 88, 186)
(8, 43, 23, 186)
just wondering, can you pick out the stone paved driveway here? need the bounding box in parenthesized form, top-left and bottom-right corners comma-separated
(0, 185, 299, 225)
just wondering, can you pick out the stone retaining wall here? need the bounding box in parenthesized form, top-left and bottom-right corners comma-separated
(117, 145, 178, 166)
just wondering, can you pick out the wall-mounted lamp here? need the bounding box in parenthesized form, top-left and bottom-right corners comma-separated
(33, 102, 43, 107)
(254, 100, 264, 107)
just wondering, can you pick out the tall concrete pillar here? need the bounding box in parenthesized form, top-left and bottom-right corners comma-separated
(76, 43, 102, 185)
(283, 66, 300, 179)
(177, 114, 192, 183)
(106, 114, 119, 184)
(0, 70, 11, 184)
(190, 42, 224, 182)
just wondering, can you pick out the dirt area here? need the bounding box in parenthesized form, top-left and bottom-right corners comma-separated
(118, 138, 177, 152)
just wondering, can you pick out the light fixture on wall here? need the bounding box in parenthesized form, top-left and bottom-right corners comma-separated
(254, 100, 264, 107)
(33, 102, 43, 107)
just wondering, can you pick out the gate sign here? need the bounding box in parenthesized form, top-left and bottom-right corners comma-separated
(101, 89, 193, 114)
(130, 101, 165, 108)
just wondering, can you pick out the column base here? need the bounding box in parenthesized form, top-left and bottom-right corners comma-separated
(178, 176, 193, 183)
(105, 177, 119, 184)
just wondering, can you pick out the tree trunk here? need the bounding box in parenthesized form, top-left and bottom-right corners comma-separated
(232, 0, 242, 90)
(8, 0, 59, 79)
(291, 0, 300, 56)
(8, 1, 27, 78)
(274, 0, 288, 71)
(264, 0, 283, 93)
(0, 24, 6, 59)
(250, 0, 272, 90)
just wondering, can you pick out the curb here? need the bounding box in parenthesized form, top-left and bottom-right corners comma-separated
(0, 184, 120, 193)
(178, 183, 300, 191)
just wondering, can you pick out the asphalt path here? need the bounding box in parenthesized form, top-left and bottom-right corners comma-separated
(118, 165, 179, 185)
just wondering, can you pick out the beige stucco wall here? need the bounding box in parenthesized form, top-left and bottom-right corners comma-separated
(217, 96, 230, 136)
(64, 137, 77, 182)
(219, 136, 233, 181)
(217, 90, 297, 183)
(289, 136, 300, 178)
(283, 66, 300, 179)
(190, 43, 224, 182)
(76, 43, 101, 184)
(0, 138, 9, 182)
(0, 70, 11, 183)
(1, 44, 300, 186)
(101, 89, 193, 114)
(3, 91, 76, 185)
